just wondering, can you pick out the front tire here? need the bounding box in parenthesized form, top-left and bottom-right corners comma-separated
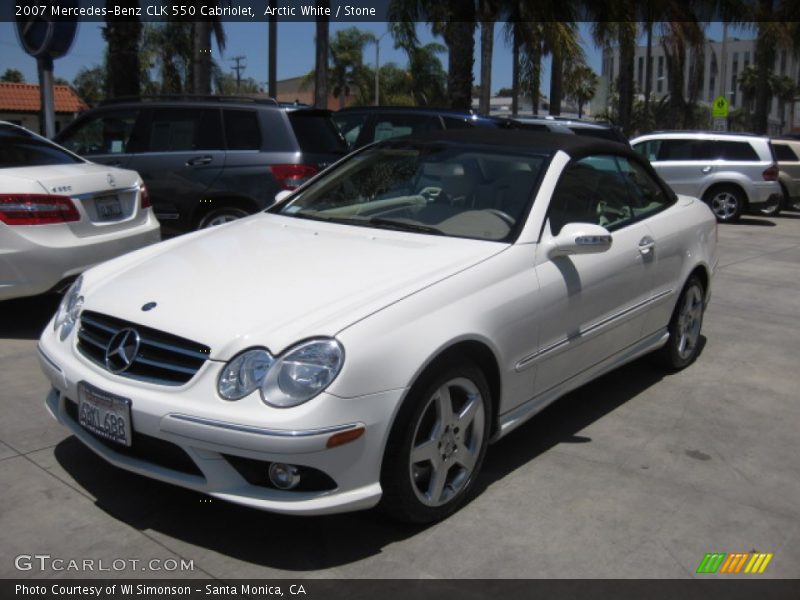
(379, 361, 491, 523)
(704, 185, 744, 223)
(656, 276, 706, 370)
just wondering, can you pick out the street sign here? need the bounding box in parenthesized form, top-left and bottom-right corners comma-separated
(712, 95, 730, 119)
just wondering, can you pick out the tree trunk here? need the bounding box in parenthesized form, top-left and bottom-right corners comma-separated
(753, 20, 774, 135)
(644, 21, 653, 117)
(103, 1, 141, 98)
(511, 28, 520, 116)
(268, 1, 277, 98)
(444, 2, 475, 111)
(314, 8, 330, 109)
(193, 21, 211, 95)
(549, 44, 563, 116)
(616, 23, 636, 136)
(479, 21, 493, 115)
(531, 41, 542, 116)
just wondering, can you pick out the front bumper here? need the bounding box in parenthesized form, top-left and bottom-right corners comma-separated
(38, 334, 403, 516)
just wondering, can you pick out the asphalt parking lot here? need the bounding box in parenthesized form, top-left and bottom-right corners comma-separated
(1, 212, 799, 580)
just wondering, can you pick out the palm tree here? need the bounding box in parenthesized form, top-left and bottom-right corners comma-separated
(329, 28, 376, 108)
(141, 22, 194, 94)
(192, 22, 226, 95)
(660, 21, 706, 129)
(103, 0, 142, 98)
(591, 4, 637, 135)
(477, 0, 503, 114)
(772, 75, 797, 132)
(388, 0, 476, 110)
(546, 21, 583, 116)
(519, 23, 544, 115)
(564, 63, 598, 119)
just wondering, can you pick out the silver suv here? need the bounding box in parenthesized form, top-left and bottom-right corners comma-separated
(630, 132, 781, 222)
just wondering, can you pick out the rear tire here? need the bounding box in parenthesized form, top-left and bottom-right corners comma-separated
(704, 185, 744, 223)
(379, 360, 491, 524)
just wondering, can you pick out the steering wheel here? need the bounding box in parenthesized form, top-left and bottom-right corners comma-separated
(483, 208, 516, 227)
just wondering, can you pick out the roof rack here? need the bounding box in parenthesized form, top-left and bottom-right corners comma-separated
(337, 105, 487, 117)
(99, 94, 279, 106)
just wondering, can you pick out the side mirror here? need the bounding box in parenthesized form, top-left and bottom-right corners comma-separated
(273, 189, 293, 205)
(547, 223, 612, 258)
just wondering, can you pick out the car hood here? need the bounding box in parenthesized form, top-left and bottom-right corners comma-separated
(81, 214, 507, 359)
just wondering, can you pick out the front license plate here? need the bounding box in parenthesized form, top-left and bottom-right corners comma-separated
(77, 382, 132, 447)
(95, 195, 122, 220)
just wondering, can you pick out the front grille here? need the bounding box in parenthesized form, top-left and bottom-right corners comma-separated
(77, 310, 210, 386)
(64, 399, 204, 478)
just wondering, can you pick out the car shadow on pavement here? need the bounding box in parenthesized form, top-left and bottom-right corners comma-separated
(0, 294, 60, 340)
(53, 345, 699, 571)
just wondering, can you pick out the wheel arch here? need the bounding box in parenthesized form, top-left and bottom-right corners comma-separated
(399, 339, 503, 439)
(191, 194, 260, 227)
(701, 179, 750, 208)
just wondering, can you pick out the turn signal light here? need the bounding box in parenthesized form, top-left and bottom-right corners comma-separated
(0, 194, 80, 225)
(326, 426, 366, 448)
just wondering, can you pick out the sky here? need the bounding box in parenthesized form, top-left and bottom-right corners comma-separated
(0, 21, 745, 98)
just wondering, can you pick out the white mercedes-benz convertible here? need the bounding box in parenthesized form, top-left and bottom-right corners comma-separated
(38, 130, 717, 523)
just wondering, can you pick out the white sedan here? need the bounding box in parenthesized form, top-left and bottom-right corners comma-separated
(38, 130, 717, 523)
(0, 122, 160, 300)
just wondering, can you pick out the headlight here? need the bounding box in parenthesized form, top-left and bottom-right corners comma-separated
(53, 276, 83, 340)
(217, 348, 274, 400)
(216, 338, 344, 408)
(262, 339, 344, 408)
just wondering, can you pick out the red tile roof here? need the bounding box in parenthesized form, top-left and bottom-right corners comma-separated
(0, 82, 88, 113)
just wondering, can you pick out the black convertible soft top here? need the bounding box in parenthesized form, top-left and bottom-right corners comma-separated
(392, 128, 635, 161)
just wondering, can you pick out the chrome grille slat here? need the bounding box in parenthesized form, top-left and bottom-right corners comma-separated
(135, 356, 199, 376)
(77, 329, 107, 350)
(76, 310, 210, 386)
(139, 337, 209, 361)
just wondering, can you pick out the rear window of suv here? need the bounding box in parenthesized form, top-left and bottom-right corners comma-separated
(650, 138, 760, 162)
(288, 111, 347, 155)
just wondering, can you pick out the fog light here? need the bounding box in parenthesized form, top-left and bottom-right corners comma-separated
(268, 463, 301, 490)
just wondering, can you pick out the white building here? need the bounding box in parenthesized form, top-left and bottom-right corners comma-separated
(598, 34, 800, 135)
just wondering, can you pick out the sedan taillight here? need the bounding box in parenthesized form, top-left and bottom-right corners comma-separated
(762, 165, 779, 181)
(0, 194, 80, 225)
(139, 183, 151, 209)
(269, 164, 319, 190)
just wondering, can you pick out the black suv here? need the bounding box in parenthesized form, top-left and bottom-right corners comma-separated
(333, 106, 507, 150)
(55, 96, 347, 233)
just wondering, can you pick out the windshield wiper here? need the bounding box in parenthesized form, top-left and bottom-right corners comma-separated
(365, 217, 445, 236)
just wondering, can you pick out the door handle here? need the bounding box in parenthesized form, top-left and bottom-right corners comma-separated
(701, 166, 712, 174)
(186, 156, 213, 166)
(638, 236, 656, 255)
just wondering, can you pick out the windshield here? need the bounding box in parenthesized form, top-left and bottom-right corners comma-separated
(274, 142, 547, 242)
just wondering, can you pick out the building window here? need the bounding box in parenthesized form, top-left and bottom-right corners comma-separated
(731, 52, 738, 107)
(744, 51, 750, 69)
(657, 56, 664, 93)
(780, 50, 786, 75)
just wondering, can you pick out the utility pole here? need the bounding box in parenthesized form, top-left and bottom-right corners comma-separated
(230, 56, 246, 92)
(268, 0, 277, 98)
